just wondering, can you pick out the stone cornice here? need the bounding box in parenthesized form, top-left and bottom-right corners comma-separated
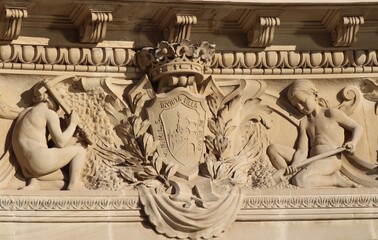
(1, 44, 378, 76)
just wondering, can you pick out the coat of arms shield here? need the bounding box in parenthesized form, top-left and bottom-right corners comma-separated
(147, 87, 207, 180)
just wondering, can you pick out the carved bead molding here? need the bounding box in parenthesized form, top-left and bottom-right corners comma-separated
(70, 4, 113, 43)
(156, 11, 197, 43)
(238, 11, 281, 48)
(1, 44, 378, 75)
(0, 6, 28, 41)
(323, 10, 364, 47)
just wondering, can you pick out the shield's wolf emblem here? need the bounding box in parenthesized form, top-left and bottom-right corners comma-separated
(147, 88, 207, 180)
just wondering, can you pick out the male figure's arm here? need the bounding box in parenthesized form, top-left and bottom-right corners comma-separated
(46, 110, 80, 148)
(328, 109, 363, 154)
(286, 119, 309, 174)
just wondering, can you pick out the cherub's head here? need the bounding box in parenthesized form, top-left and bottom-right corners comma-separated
(287, 80, 320, 115)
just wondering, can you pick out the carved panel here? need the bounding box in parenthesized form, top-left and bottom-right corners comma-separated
(0, 1, 377, 238)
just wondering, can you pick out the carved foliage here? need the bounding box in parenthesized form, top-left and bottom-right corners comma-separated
(101, 82, 179, 190)
(200, 79, 272, 185)
(361, 78, 378, 115)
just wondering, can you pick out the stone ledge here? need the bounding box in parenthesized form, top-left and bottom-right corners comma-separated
(1, 188, 377, 223)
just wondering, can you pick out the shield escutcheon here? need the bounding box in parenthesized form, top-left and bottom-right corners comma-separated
(147, 88, 207, 180)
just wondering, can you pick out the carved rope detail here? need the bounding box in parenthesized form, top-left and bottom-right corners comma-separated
(247, 17, 280, 48)
(0, 7, 28, 41)
(0, 44, 378, 74)
(0, 193, 377, 211)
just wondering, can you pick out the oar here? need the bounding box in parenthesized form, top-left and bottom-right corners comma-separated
(272, 147, 346, 185)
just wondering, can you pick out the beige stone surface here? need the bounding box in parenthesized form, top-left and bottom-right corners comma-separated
(0, 0, 378, 239)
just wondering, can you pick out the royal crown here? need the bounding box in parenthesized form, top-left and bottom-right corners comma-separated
(138, 40, 215, 84)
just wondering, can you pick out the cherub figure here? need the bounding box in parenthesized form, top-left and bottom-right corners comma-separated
(11, 81, 86, 190)
(267, 80, 363, 187)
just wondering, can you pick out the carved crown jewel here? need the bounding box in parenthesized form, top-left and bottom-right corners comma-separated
(138, 40, 215, 83)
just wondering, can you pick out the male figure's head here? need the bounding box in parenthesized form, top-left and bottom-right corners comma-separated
(33, 80, 59, 111)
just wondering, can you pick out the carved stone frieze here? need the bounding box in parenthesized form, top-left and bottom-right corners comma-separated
(0, 6, 28, 41)
(70, 4, 113, 43)
(0, 1, 377, 237)
(323, 10, 364, 47)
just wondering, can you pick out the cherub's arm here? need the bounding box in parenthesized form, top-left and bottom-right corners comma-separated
(291, 119, 309, 166)
(46, 110, 80, 148)
(329, 108, 363, 153)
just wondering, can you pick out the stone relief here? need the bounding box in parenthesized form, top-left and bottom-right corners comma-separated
(267, 80, 378, 188)
(12, 79, 87, 191)
(0, 40, 377, 238)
